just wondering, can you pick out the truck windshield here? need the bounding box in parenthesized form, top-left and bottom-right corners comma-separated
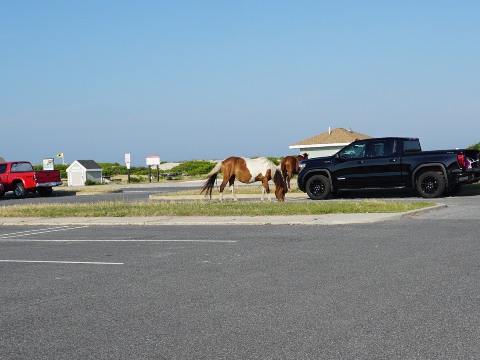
(11, 162, 34, 172)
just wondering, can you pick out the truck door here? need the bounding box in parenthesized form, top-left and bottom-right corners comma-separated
(332, 140, 369, 188)
(363, 139, 402, 186)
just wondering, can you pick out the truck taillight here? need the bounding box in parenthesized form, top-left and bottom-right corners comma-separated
(457, 153, 466, 169)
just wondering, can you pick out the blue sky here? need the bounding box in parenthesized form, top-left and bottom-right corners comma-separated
(1, 1, 479, 166)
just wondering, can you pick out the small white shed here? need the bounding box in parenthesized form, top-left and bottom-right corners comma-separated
(66, 160, 103, 186)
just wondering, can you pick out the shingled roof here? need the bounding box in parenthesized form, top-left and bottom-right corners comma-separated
(76, 160, 102, 170)
(290, 128, 373, 147)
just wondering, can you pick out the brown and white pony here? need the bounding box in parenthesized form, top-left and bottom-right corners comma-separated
(280, 153, 308, 190)
(201, 157, 288, 202)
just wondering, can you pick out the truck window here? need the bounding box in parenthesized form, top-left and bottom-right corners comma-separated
(403, 140, 422, 153)
(340, 141, 367, 159)
(0, 164, 6, 174)
(11, 162, 34, 172)
(371, 139, 395, 157)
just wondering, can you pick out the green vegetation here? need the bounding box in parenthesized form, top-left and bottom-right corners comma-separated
(33, 159, 287, 179)
(34, 160, 221, 181)
(468, 142, 480, 150)
(0, 200, 434, 218)
(169, 160, 216, 175)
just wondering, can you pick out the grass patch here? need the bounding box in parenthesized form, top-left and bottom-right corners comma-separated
(0, 200, 435, 218)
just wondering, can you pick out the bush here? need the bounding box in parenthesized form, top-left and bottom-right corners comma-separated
(85, 179, 100, 186)
(169, 161, 216, 175)
(129, 176, 145, 183)
(468, 142, 480, 150)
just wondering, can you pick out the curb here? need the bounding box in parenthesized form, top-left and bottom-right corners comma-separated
(0, 204, 445, 226)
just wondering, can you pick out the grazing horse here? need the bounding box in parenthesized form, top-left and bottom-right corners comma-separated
(201, 157, 288, 202)
(280, 153, 308, 190)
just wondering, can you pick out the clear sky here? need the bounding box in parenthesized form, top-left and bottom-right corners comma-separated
(1, 1, 479, 166)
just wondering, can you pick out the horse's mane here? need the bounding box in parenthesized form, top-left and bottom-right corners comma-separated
(273, 168, 288, 192)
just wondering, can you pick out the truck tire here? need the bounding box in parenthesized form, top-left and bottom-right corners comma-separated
(416, 171, 445, 198)
(306, 174, 331, 200)
(13, 182, 26, 199)
(0, 189, 4, 198)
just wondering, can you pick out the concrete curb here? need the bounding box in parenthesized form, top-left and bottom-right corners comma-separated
(0, 204, 445, 226)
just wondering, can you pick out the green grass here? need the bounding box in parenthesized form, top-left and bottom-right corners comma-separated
(0, 200, 435, 218)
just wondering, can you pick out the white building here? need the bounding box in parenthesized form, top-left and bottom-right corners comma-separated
(289, 127, 373, 158)
(66, 160, 103, 186)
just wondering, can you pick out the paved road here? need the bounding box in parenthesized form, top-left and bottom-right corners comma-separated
(1, 186, 479, 359)
(0, 181, 201, 205)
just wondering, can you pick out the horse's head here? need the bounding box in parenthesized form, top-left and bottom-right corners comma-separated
(273, 169, 288, 202)
(302, 153, 309, 159)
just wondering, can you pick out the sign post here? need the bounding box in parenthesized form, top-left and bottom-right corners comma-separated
(125, 153, 131, 183)
(146, 155, 161, 183)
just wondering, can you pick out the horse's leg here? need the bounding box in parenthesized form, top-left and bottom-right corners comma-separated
(262, 178, 271, 201)
(219, 178, 230, 202)
(228, 177, 237, 201)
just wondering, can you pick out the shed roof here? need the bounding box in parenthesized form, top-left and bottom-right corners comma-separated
(76, 160, 102, 170)
(290, 127, 373, 147)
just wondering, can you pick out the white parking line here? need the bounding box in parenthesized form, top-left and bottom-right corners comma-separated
(0, 226, 89, 239)
(0, 260, 123, 265)
(0, 239, 237, 243)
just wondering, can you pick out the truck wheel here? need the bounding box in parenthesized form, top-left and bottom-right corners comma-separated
(14, 182, 26, 199)
(416, 171, 445, 198)
(38, 188, 53, 197)
(0, 189, 4, 198)
(306, 174, 331, 200)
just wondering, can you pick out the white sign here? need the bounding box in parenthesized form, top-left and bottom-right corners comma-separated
(125, 153, 131, 169)
(43, 158, 54, 170)
(146, 155, 160, 166)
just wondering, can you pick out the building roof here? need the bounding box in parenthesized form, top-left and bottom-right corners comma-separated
(289, 127, 373, 148)
(76, 160, 102, 170)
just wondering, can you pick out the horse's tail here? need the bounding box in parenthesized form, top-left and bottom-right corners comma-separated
(201, 160, 222, 198)
(206, 160, 223, 176)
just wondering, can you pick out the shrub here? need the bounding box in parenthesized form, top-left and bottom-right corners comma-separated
(129, 176, 145, 183)
(170, 161, 216, 175)
(468, 142, 480, 150)
(85, 179, 100, 186)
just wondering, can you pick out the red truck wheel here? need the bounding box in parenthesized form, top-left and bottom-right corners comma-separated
(13, 182, 26, 199)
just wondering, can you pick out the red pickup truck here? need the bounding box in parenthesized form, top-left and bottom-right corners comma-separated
(0, 161, 63, 199)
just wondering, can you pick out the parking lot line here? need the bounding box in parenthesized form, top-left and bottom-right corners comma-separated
(0, 239, 237, 243)
(0, 226, 88, 238)
(0, 260, 124, 265)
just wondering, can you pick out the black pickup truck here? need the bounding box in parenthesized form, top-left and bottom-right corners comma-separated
(297, 137, 480, 199)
